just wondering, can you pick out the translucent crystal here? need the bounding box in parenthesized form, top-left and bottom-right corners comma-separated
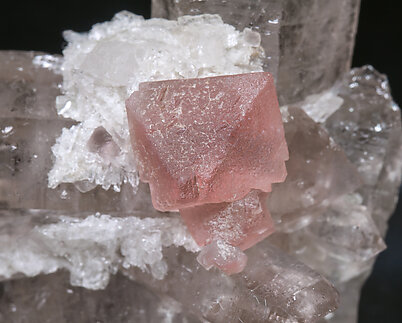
(181, 190, 274, 250)
(126, 72, 288, 211)
(151, 0, 361, 104)
(196, 240, 248, 274)
(266, 106, 361, 232)
(0, 271, 199, 323)
(125, 240, 339, 322)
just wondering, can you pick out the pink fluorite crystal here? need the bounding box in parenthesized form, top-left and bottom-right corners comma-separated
(180, 190, 274, 250)
(126, 72, 288, 212)
(126, 72, 288, 274)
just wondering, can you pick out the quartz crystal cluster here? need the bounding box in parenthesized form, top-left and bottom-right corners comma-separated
(0, 1, 401, 323)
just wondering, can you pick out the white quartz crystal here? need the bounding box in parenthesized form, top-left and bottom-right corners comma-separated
(48, 11, 263, 191)
(0, 213, 199, 289)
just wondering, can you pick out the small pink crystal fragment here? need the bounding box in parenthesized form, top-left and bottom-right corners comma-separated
(180, 190, 274, 250)
(87, 126, 120, 163)
(196, 240, 248, 275)
(126, 72, 288, 211)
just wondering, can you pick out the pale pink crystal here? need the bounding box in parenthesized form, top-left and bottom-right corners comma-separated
(196, 240, 248, 275)
(87, 126, 121, 163)
(180, 190, 274, 250)
(126, 72, 288, 212)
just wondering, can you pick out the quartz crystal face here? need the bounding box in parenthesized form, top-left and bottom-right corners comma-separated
(126, 72, 288, 211)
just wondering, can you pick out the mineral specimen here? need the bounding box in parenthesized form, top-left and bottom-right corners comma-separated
(126, 72, 288, 211)
(0, 2, 401, 322)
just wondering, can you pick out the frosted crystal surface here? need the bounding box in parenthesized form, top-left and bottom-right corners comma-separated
(196, 240, 248, 274)
(152, 0, 281, 79)
(181, 190, 274, 250)
(50, 11, 264, 191)
(126, 72, 288, 211)
(151, 0, 361, 104)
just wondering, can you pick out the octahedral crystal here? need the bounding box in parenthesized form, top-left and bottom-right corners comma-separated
(126, 72, 288, 211)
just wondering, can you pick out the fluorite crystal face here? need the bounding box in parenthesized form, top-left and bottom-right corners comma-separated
(126, 72, 288, 212)
(181, 190, 274, 250)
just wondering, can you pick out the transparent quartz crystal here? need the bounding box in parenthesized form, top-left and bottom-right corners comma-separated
(151, 0, 361, 105)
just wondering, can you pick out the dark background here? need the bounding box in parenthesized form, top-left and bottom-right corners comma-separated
(1, 1, 401, 322)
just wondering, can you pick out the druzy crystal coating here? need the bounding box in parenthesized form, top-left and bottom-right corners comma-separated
(126, 72, 288, 211)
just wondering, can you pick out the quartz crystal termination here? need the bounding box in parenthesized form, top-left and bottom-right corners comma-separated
(126, 72, 288, 272)
(152, 0, 361, 105)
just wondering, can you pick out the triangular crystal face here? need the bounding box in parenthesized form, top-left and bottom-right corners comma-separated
(126, 72, 288, 211)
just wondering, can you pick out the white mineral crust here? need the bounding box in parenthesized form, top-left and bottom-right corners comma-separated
(48, 11, 264, 191)
(0, 213, 199, 289)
